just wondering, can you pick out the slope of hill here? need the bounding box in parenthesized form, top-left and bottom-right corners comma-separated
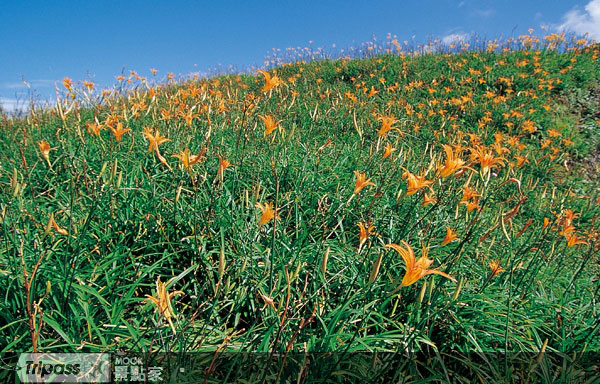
(1, 37, 599, 382)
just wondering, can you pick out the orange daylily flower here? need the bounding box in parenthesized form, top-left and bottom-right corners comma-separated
(144, 276, 185, 335)
(181, 109, 199, 126)
(386, 241, 456, 287)
(461, 186, 480, 202)
(460, 199, 481, 212)
(492, 141, 510, 156)
(142, 127, 170, 153)
(564, 229, 588, 247)
(217, 155, 233, 181)
(543, 217, 551, 230)
(521, 120, 537, 133)
(470, 146, 506, 176)
(513, 155, 529, 168)
(110, 122, 131, 143)
(540, 139, 551, 150)
(258, 115, 282, 136)
(488, 260, 506, 277)
(160, 108, 173, 121)
(353, 171, 375, 195)
(257, 70, 283, 93)
(83, 81, 94, 91)
(459, 185, 482, 212)
(441, 227, 459, 247)
(256, 202, 279, 226)
(547, 129, 561, 138)
(377, 115, 400, 137)
(422, 193, 436, 206)
(382, 143, 397, 159)
(105, 113, 120, 128)
(37, 141, 53, 163)
(358, 222, 376, 248)
(172, 147, 206, 170)
(86, 122, 103, 137)
(63, 77, 73, 91)
(437, 144, 467, 178)
(560, 209, 578, 228)
(467, 133, 482, 146)
(142, 127, 171, 168)
(404, 171, 433, 196)
(560, 225, 588, 247)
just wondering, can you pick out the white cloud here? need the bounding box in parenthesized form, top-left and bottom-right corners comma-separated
(558, 0, 600, 40)
(472, 9, 495, 18)
(0, 98, 56, 114)
(442, 33, 470, 45)
(0, 97, 29, 113)
(2, 83, 27, 90)
(2, 79, 56, 90)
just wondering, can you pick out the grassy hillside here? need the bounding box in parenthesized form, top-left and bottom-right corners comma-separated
(1, 36, 599, 381)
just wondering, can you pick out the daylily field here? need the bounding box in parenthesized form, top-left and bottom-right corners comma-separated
(1, 34, 600, 382)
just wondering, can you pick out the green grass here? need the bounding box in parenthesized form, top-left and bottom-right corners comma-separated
(1, 37, 599, 382)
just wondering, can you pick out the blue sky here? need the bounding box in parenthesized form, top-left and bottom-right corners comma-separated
(1, 0, 599, 111)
